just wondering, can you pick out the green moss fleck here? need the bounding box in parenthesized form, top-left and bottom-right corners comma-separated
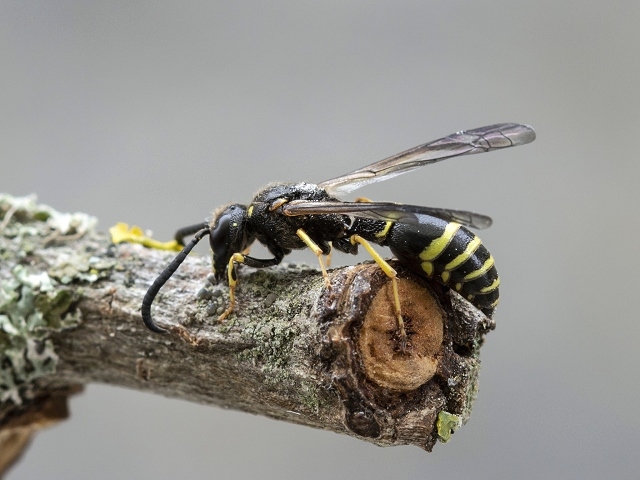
(437, 411, 462, 443)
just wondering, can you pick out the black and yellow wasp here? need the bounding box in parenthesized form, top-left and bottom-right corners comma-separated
(142, 123, 535, 342)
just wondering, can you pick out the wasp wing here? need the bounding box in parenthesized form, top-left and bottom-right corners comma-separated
(319, 123, 535, 197)
(282, 200, 492, 230)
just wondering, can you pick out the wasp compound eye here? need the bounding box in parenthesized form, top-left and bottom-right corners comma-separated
(211, 213, 232, 263)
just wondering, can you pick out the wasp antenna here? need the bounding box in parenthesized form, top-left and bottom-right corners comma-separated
(142, 227, 210, 333)
(174, 221, 209, 246)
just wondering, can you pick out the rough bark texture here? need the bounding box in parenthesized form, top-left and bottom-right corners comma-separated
(0, 194, 495, 475)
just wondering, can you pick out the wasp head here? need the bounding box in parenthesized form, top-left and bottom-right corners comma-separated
(209, 204, 253, 282)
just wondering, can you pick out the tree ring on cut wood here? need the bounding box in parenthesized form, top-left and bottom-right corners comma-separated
(357, 277, 444, 391)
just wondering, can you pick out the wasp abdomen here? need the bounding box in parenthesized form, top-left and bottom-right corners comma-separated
(384, 217, 499, 317)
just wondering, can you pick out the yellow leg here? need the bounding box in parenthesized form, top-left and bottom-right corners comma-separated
(296, 229, 332, 289)
(350, 234, 407, 343)
(218, 253, 245, 321)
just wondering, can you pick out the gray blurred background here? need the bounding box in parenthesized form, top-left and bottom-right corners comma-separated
(2, 1, 639, 478)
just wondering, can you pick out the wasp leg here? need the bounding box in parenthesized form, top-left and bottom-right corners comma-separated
(350, 234, 407, 345)
(325, 242, 333, 267)
(218, 253, 245, 321)
(218, 252, 282, 321)
(296, 229, 332, 289)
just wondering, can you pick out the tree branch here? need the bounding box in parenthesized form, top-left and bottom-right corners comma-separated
(0, 193, 495, 474)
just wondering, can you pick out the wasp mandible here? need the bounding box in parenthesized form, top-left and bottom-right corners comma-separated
(141, 123, 536, 343)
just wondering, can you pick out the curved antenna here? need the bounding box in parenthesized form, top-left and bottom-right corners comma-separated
(174, 221, 209, 246)
(141, 227, 210, 333)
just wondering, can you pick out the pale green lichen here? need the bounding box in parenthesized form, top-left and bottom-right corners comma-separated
(48, 254, 115, 284)
(0, 266, 81, 404)
(1, 193, 97, 405)
(436, 411, 463, 443)
(0, 193, 97, 238)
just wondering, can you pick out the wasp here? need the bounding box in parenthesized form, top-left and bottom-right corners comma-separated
(142, 123, 535, 343)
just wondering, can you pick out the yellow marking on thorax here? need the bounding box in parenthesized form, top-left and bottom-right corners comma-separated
(419, 222, 460, 261)
(463, 255, 495, 281)
(375, 221, 393, 239)
(444, 236, 482, 271)
(247, 205, 254, 217)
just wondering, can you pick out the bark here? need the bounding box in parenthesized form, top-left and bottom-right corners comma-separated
(0, 194, 495, 475)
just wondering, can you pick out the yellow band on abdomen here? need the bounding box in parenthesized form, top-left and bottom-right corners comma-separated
(419, 222, 460, 261)
(463, 255, 495, 281)
(444, 236, 481, 271)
